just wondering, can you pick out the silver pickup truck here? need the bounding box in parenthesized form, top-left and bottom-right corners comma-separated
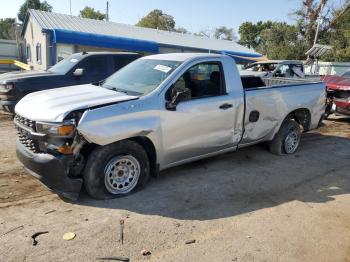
(14, 53, 326, 200)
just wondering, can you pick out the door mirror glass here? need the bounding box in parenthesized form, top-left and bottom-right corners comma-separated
(73, 68, 84, 77)
(166, 85, 191, 110)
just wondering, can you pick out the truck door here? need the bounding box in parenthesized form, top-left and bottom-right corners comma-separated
(161, 61, 238, 166)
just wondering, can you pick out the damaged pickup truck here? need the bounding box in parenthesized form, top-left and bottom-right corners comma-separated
(14, 53, 326, 200)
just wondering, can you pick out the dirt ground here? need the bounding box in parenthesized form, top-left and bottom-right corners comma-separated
(0, 111, 349, 262)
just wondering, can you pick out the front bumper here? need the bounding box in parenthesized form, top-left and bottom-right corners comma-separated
(334, 98, 350, 116)
(16, 140, 82, 200)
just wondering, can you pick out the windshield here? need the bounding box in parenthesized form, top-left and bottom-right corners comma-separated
(244, 63, 278, 72)
(102, 59, 181, 96)
(48, 54, 82, 74)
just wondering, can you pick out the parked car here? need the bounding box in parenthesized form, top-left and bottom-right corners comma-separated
(321, 70, 350, 117)
(240, 60, 305, 78)
(0, 52, 141, 114)
(14, 53, 326, 200)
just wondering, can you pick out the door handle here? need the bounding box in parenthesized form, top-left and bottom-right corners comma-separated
(219, 103, 233, 110)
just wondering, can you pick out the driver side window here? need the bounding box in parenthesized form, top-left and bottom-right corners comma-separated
(171, 62, 225, 100)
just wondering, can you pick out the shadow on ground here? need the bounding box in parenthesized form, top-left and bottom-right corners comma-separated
(73, 130, 350, 220)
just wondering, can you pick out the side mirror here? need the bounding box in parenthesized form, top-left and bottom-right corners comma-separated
(166, 87, 191, 111)
(73, 68, 84, 77)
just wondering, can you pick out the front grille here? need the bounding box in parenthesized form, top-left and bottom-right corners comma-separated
(15, 114, 40, 153)
(14, 115, 36, 131)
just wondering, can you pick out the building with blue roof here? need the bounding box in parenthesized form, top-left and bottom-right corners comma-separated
(22, 9, 261, 70)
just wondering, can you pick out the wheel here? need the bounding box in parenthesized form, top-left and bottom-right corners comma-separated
(83, 140, 150, 199)
(269, 119, 302, 155)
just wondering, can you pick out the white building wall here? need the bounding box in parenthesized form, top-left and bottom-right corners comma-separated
(305, 62, 350, 75)
(23, 16, 48, 70)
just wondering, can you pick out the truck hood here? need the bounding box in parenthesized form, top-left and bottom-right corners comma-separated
(0, 70, 59, 82)
(15, 84, 138, 122)
(321, 75, 350, 91)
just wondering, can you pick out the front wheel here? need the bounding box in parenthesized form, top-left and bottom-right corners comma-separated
(84, 140, 150, 199)
(269, 119, 302, 155)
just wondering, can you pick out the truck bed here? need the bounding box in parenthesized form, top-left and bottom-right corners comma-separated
(241, 76, 322, 90)
(240, 76, 325, 146)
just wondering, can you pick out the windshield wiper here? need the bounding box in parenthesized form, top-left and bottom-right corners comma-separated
(103, 85, 143, 96)
(104, 86, 130, 95)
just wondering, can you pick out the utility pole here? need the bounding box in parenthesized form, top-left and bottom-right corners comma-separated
(313, 0, 326, 46)
(106, 1, 110, 21)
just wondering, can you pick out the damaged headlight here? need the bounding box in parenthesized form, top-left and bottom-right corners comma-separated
(36, 120, 77, 155)
(36, 120, 76, 137)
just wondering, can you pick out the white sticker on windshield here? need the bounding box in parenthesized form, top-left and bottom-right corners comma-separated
(70, 58, 79, 63)
(154, 65, 172, 73)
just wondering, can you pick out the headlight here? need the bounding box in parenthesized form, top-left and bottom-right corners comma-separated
(0, 83, 14, 93)
(36, 120, 76, 137)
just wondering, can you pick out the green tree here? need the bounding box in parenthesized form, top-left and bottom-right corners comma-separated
(136, 9, 176, 31)
(0, 18, 17, 40)
(324, 4, 350, 61)
(292, 0, 330, 48)
(256, 22, 308, 60)
(18, 0, 52, 23)
(214, 26, 236, 41)
(175, 27, 189, 34)
(79, 6, 106, 20)
(238, 21, 273, 49)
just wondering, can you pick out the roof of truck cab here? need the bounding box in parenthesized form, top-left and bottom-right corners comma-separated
(142, 53, 224, 62)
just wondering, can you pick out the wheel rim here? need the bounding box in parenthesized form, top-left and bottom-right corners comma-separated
(104, 155, 140, 194)
(284, 128, 300, 154)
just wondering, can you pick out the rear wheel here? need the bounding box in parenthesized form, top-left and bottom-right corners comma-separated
(84, 140, 150, 199)
(269, 119, 302, 155)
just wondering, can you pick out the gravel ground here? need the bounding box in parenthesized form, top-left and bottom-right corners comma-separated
(0, 111, 349, 262)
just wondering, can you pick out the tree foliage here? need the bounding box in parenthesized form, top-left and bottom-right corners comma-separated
(136, 9, 176, 31)
(293, 0, 330, 48)
(323, 4, 350, 61)
(238, 1, 350, 61)
(79, 6, 106, 20)
(257, 22, 308, 60)
(18, 0, 52, 22)
(214, 26, 236, 41)
(238, 21, 273, 48)
(0, 18, 17, 40)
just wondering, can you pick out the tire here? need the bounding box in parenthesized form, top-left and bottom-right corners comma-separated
(83, 140, 150, 200)
(269, 119, 302, 155)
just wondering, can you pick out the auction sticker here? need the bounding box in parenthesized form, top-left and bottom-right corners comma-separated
(154, 65, 172, 73)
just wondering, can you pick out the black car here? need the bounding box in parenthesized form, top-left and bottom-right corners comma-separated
(0, 52, 141, 114)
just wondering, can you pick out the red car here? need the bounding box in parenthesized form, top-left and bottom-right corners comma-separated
(321, 70, 350, 117)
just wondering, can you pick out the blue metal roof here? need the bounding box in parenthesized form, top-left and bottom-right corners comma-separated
(24, 9, 262, 59)
(48, 29, 159, 53)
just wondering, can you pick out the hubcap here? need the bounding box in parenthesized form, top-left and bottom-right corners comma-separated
(104, 155, 140, 194)
(284, 129, 300, 154)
